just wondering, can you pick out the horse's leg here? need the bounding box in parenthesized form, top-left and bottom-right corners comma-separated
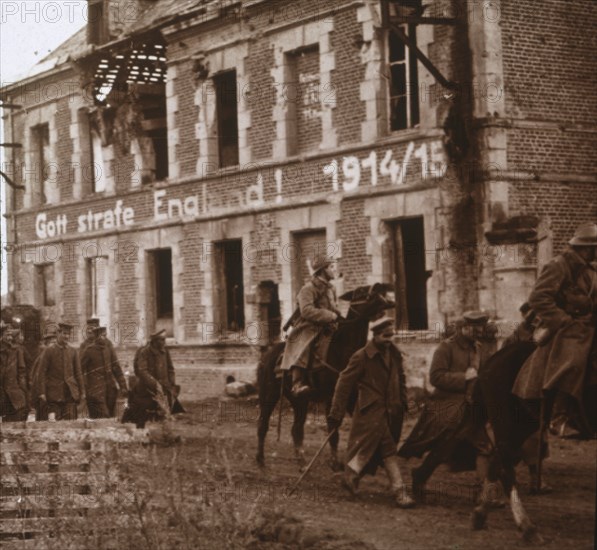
(290, 398, 308, 469)
(256, 378, 280, 468)
(472, 452, 501, 530)
(501, 462, 543, 543)
(471, 452, 543, 544)
(411, 436, 459, 502)
(325, 398, 343, 472)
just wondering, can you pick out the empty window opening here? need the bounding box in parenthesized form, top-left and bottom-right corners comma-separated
(135, 83, 169, 182)
(387, 217, 428, 329)
(87, 256, 109, 324)
(286, 45, 321, 155)
(35, 263, 55, 307)
(152, 249, 173, 319)
(214, 70, 239, 168)
(214, 240, 245, 331)
(31, 124, 50, 204)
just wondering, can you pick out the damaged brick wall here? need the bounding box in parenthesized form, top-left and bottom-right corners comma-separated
(332, 8, 367, 146)
(501, 0, 597, 243)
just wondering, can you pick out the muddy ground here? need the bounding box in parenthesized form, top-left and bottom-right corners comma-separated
(131, 397, 596, 550)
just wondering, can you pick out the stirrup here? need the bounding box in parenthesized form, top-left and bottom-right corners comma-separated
(291, 381, 311, 397)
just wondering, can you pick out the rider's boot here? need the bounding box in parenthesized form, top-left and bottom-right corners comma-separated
(291, 366, 311, 397)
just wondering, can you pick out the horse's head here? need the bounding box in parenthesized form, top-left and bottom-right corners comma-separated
(339, 283, 395, 322)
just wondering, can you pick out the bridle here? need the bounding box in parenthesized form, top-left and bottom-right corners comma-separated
(345, 284, 392, 319)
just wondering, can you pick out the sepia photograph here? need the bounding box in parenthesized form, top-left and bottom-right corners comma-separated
(0, 1, 595, 548)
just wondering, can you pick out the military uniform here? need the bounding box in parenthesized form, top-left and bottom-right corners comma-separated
(123, 330, 181, 428)
(329, 337, 407, 475)
(37, 324, 85, 421)
(0, 328, 28, 422)
(81, 329, 126, 418)
(513, 247, 597, 404)
(399, 312, 496, 492)
(280, 254, 341, 395)
(280, 275, 340, 371)
(328, 317, 414, 508)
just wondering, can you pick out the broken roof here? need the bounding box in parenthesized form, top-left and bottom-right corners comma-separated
(7, 0, 218, 85)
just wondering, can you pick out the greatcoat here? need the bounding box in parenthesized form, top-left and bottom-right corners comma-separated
(398, 333, 495, 461)
(37, 341, 85, 403)
(329, 339, 407, 475)
(513, 248, 597, 402)
(280, 276, 340, 371)
(0, 340, 28, 414)
(28, 343, 49, 420)
(81, 339, 126, 416)
(124, 343, 179, 427)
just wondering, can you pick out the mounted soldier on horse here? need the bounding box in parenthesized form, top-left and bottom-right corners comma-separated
(472, 222, 597, 542)
(279, 254, 343, 397)
(256, 255, 395, 469)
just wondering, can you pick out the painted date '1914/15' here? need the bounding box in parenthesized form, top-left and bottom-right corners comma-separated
(322, 140, 446, 193)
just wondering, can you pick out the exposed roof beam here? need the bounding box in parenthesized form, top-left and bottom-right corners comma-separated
(390, 16, 458, 25)
(0, 170, 25, 190)
(388, 23, 458, 91)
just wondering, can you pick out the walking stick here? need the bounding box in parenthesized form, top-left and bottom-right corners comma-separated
(276, 373, 284, 442)
(536, 397, 545, 493)
(287, 429, 337, 496)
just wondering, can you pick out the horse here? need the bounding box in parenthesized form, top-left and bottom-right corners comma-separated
(256, 283, 394, 469)
(471, 340, 597, 543)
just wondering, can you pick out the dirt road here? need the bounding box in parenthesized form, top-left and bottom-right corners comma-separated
(144, 398, 596, 550)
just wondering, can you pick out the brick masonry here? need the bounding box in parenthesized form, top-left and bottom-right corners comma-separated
(2, 0, 596, 400)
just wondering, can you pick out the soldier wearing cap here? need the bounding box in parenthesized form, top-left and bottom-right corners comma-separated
(280, 253, 342, 396)
(36, 322, 85, 421)
(123, 329, 180, 428)
(513, 222, 597, 435)
(81, 326, 127, 418)
(327, 317, 415, 508)
(80, 318, 117, 356)
(0, 323, 28, 422)
(29, 327, 57, 421)
(399, 310, 497, 497)
(80, 318, 101, 356)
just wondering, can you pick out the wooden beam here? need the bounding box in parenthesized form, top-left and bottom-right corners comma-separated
(388, 23, 458, 90)
(0, 170, 26, 190)
(141, 118, 167, 131)
(0, 143, 23, 148)
(390, 16, 458, 25)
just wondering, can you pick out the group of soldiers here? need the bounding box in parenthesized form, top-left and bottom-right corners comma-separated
(280, 221, 597, 508)
(0, 318, 181, 428)
(2, 221, 595, 508)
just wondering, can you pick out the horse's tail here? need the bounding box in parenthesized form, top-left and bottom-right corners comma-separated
(257, 341, 286, 406)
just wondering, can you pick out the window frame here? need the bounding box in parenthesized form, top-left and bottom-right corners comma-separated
(31, 123, 50, 205)
(35, 263, 55, 307)
(213, 70, 240, 168)
(387, 24, 420, 132)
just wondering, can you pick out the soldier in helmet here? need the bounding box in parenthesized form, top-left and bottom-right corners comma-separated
(513, 221, 597, 434)
(280, 253, 342, 396)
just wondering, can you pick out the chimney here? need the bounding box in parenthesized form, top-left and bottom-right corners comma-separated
(88, 0, 141, 46)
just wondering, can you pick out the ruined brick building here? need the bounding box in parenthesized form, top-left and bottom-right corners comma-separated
(2, 0, 596, 398)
